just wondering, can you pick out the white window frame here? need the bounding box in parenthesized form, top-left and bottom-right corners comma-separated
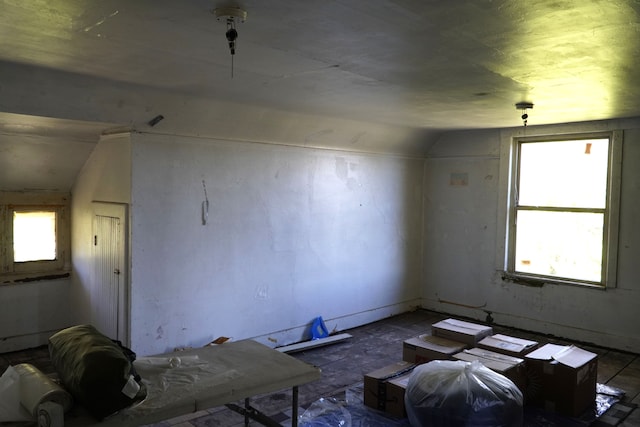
(497, 128, 622, 289)
(0, 192, 71, 282)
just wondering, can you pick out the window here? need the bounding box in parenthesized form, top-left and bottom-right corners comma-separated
(1, 192, 70, 281)
(502, 131, 622, 288)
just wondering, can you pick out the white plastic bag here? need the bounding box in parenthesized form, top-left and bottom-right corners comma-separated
(0, 366, 32, 422)
(404, 360, 523, 427)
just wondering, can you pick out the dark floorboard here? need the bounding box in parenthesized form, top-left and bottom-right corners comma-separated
(1, 309, 639, 426)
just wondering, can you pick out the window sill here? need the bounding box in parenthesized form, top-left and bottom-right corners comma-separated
(0, 271, 70, 285)
(501, 272, 605, 290)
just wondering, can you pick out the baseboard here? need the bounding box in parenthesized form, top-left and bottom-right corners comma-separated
(251, 299, 422, 349)
(0, 331, 57, 354)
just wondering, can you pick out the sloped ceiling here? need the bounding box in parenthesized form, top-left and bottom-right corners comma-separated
(1, 0, 639, 190)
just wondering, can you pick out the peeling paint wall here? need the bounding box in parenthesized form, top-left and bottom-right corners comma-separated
(421, 119, 640, 353)
(129, 133, 423, 355)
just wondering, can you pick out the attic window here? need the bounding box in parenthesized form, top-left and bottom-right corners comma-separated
(13, 211, 57, 262)
(500, 131, 622, 288)
(1, 192, 70, 282)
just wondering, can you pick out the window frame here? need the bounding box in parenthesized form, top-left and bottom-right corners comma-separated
(0, 192, 71, 282)
(498, 129, 622, 289)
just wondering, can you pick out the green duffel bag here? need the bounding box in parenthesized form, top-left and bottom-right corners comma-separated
(48, 324, 146, 420)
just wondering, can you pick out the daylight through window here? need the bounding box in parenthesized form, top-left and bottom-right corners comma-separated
(0, 192, 70, 280)
(13, 211, 57, 262)
(507, 134, 620, 287)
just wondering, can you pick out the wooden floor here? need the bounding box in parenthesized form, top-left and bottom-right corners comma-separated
(1, 309, 639, 426)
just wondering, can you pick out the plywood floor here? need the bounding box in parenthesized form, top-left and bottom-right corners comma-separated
(1, 309, 639, 426)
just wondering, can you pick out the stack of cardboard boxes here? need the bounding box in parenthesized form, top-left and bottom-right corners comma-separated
(364, 318, 598, 420)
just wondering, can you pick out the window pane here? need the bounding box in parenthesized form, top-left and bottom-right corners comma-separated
(514, 210, 603, 282)
(13, 211, 57, 262)
(518, 139, 609, 208)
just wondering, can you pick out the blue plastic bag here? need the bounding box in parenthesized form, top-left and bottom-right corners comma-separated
(311, 316, 329, 340)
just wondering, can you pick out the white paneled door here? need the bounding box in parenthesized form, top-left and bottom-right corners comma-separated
(92, 203, 128, 344)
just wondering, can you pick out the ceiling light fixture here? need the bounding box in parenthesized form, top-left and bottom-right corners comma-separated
(212, 6, 247, 78)
(515, 102, 533, 127)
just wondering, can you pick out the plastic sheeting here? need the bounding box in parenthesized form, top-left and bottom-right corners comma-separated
(404, 360, 524, 427)
(0, 366, 30, 422)
(13, 364, 73, 418)
(129, 354, 239, 413)
(299, 383, 410, 427)
(299, 380, 624, 427)
(0, 364, 72, 423)
(299, 397, 352, 427)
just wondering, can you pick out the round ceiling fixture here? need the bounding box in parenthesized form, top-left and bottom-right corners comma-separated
(515, 102, 534, 126)
(212, 7, 248, 77)
(213, 7, 247, 22)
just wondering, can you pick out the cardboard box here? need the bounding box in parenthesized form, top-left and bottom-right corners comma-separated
(478, 334, 540, 357)
(383, 372, 413, 417)
(403, 334, 467, 364)
(525, 344, 598, 417)
(432, 318, 493, 346)
(453, 348, 527, 393)
(364, 361, 416, 415)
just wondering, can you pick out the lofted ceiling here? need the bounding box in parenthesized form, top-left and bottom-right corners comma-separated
(1, 0, 640, 190)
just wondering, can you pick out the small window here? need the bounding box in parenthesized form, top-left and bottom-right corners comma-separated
(504, 132, 621, 287)
(14, 210, 57, 262)
(1, 192, 70, 281)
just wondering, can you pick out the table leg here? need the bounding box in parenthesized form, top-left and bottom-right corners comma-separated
(292, 386, 298, 427)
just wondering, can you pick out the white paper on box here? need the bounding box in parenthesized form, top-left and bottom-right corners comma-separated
(526, 344, 596, 369)
(464, 348, 524, 365)
(438, 318, 491, 332)
(553, 346, 597, 369)
(480, 334, 537, 353)
(526, 344, 568, 360)
(415, 335, 464, 352)
(456, 348, 524, 373)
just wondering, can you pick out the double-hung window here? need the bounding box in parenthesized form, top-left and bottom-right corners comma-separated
(0, 192, 70, 281)
(503, 131, 622, 287)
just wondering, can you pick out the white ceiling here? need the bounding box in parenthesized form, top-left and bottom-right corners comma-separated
(1, 0, 640, 190)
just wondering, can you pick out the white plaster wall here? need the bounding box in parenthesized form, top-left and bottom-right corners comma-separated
(0, 278, 73, 352)
(422, 119, 640, 353)
(129, 133, 423, 355)
(71, 133, 132, 329)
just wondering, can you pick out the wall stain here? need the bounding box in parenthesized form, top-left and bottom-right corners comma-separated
(304, 129, 333, 143)
(335, 157, 348, 181)
(335, 157, 360, 190)
(350, 131, 367, 145)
